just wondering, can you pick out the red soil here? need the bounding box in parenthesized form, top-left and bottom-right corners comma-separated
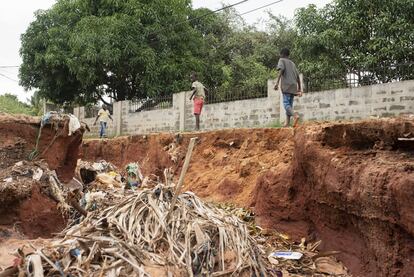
(0, 113, 84, 182)
(18, 185, 67, 239)
(0, 113, 84, 241)
(81, 117, 414, 277)
(1, 112, 412, 276)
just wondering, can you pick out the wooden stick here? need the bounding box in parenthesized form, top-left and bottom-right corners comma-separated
(68, 195, 88, 217)
(166, 137, 197, 219)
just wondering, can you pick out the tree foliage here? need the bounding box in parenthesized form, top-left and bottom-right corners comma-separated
(20, 0, 199, 104)
(19, 0, 413, 104)
(0, 94, 35, 115)
(295, 0, 414, 87)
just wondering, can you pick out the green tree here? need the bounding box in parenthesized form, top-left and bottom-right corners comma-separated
(295, 0, 414, 90)
(0, 94, 35, 115)
(192, 9, 278, 101)
(30, 90, 44, 116)
(20, 0, 201, 105)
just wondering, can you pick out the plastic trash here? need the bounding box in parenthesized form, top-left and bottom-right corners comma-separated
(32, 168, 44, 181)
(126, 163, 143, 188)
(269, 251, 303, 260)
(70, 248, 81, 257)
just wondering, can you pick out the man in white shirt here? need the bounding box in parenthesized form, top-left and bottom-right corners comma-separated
(94, 105, 113, 138)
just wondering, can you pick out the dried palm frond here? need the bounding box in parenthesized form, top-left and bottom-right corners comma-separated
(22, 185, 265, 277)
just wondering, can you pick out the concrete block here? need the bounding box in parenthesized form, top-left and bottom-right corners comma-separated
(389, 105, 405, 111)
(401, 96, 414, 101)
(373, 106, 387, 112)
(337, 88, 352, 98)
(382, 98, 396, 103)
(365, 99, 379, 104)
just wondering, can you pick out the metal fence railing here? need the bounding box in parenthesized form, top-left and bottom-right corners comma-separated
(205, 86, 267, 104)
(128, 86, 267, 113)
(129, 95, 173, 113)
(304, 62, 414, 93)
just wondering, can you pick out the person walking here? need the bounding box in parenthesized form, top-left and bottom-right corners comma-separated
(274, 48, 302, 127)
(190, 72, 208, 130)
(94, 105, 113, 138)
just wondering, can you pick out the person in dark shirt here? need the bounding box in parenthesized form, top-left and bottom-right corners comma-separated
(274, 48, 302, 127)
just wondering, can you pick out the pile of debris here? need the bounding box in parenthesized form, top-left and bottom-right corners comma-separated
(221, 204, 350, 277)
(0, 143, 350, 276)
(14, 185, 265, 276)
(0, 160, 72, 211)
(2, 172, 350, 277)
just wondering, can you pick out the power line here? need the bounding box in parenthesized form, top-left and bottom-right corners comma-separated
(0, 68, 18, 75)
(0, 72, 18, 82)
(240, 0, 284, 16)
(151, 0, 250, 37)
(185, 0, 249, 24)
(177, 0, 250, 27)
(0, 66, 19, 68)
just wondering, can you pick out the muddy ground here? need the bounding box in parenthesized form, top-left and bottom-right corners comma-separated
(0, 113, 413, 276)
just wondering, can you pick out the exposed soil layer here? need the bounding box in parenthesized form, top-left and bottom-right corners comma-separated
(0, 183, 67, 239)
(18, 185, 67, 238)
(0, 113, 84, 241)
(0, 113, 84, 182)
(81, 118, 414, 277)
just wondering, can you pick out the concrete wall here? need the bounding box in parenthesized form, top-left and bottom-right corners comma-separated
(280, 80, 414, 123)
(183, 80, 279, 131)
(75, 80, 414, 137)
(74, 106, 116, 138)
(120, 103, 178, 135)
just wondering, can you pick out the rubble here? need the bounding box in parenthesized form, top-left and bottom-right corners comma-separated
(5, 114, 412, 276)
(0, 160, 68, 209)
(221, 204, 350, 277)
(0, 159, 351, 276)
(1, 157, 350, 276)
(15, 185, 265, 276)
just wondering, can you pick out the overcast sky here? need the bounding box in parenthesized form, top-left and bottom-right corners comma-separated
(0, 0, 331, 102)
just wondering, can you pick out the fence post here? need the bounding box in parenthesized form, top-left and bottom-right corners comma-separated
(113, 101, 122, 137)
(73, 107, 80, 119)
(42, 99, 47, 114)
(79, 106, 85, 120)
(267, 79, 281, 124)
(300, 73, 304, 92)
(174, 91, 186, 132)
